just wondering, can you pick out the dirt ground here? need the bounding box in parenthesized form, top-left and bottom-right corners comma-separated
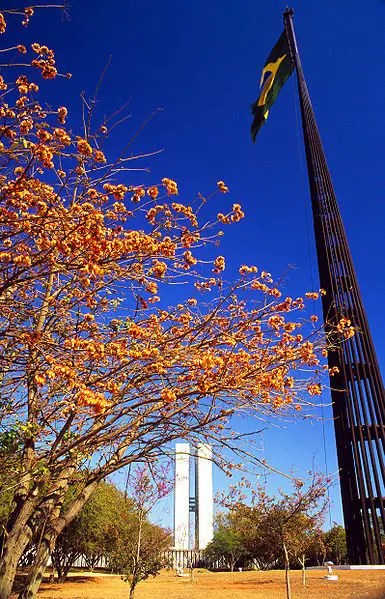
(15, 569, 385, 599)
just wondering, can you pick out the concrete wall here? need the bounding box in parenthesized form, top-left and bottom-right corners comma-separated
(197, 443, 213, 550)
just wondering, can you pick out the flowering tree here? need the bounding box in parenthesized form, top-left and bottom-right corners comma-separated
(0, 7, 354, 599)
(109, 466, 172, 599)
(219, 475, 329, 599)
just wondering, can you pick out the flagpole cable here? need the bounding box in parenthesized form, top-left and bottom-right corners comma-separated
(291, 70, 332, 529)
(291, 75, 316, 293)
(285, 9, 333, 528)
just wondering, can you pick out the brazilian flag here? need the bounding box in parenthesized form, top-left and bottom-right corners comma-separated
(251, 31, 294, 142)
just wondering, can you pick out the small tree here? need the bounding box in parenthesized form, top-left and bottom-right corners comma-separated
(50, 526, 82, 582)
(205, 525, 248, 571)
(221, 474, 329, 599)
(115, 522, 170, 599)
(108, 467, 171, 599)
(281, 511, 326, 586)
(324, 524, 347, 565)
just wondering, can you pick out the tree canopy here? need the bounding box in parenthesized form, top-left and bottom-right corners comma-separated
(204, 524, 249, 571)
(52, 481, 133, 580)
(214, 475, 329, 573)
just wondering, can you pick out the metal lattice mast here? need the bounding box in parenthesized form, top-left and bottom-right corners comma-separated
(284, 9, 385, 564)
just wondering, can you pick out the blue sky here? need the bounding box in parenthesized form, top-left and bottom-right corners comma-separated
(3, 0, 384, 530)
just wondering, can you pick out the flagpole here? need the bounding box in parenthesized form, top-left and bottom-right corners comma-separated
(282, 9, 385, 564)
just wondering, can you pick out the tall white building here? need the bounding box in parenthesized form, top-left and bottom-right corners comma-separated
(196, 443, 213, 550)
(174, 443, 190, 550)
(174, 442, 213, 551)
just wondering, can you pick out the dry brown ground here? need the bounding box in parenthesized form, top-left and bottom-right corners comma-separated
(15, 569, 385, 599)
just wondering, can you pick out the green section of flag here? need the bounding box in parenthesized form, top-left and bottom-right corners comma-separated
(251, 31, 294, 142)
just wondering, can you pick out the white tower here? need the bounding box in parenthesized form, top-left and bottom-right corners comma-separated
(174, 443, 190, 549)
(174, 442, 214, 551)
(196, 443, 213, 550)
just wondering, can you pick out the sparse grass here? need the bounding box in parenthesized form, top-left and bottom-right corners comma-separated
(13, 568, 385, 599)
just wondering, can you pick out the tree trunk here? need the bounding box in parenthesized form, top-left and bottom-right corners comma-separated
(301, 555, 306, 586)
(282, 541, 291, 599)
(53, 553, 79, 583)
(0, 496, 36, 599)
(18, 482, 67, 599)
(18, 478, 100, 599)
(18, 527, 56, 599)
(63, 564, 72, 582)
(55, 565, 63, 582)
(127, 511, 143, 599)
(0, 529, 31, 599)
(0, 458, 75, 598)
